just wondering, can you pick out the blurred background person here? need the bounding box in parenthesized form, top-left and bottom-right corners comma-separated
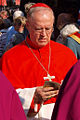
(0, 18, 9, 57)
(4, 10, 25, 51)
(6, 16, 26, 51)
(55, 12, 80, 59)
(0, 10, 11, 27)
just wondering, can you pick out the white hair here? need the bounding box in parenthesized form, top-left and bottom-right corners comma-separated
(13, 10, 24, 20)
(27, 7, 54, 19)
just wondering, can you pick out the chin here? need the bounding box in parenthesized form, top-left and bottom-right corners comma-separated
(38, 42, 48, 48)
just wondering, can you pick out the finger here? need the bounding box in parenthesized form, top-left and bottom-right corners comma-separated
(43, 89, 59, 96)
(42, 87, 54, 92)
(44, 90, 59, 100)
(47, 92, 59, 99)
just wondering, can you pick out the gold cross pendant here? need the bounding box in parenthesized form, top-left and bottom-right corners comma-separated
(43, 74, 55, 81)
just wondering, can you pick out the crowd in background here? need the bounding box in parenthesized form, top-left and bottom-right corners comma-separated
(0, 7, 28, 57)
(0, 0, 80, 58)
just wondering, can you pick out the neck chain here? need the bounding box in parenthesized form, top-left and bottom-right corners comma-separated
(25, 39, 55, 81)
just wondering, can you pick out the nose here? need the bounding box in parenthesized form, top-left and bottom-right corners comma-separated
(40, 28, 46, 36)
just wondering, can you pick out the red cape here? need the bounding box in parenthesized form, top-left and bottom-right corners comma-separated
(0, 37, 77, 105)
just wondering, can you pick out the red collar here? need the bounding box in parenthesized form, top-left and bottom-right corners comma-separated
(25, 35, 50, 50)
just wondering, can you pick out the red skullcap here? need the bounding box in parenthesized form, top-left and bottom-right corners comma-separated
(30, 3, 51, 9)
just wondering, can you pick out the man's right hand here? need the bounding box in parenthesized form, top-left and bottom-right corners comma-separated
(34, 86, 59, 104)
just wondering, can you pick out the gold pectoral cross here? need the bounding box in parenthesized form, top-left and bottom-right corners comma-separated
(43, 74, 55, 81)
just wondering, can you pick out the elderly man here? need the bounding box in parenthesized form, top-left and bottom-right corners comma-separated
(0, 3, 77, 120)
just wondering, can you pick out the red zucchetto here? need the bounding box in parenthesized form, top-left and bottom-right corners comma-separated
(30, 3, 51, 9)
